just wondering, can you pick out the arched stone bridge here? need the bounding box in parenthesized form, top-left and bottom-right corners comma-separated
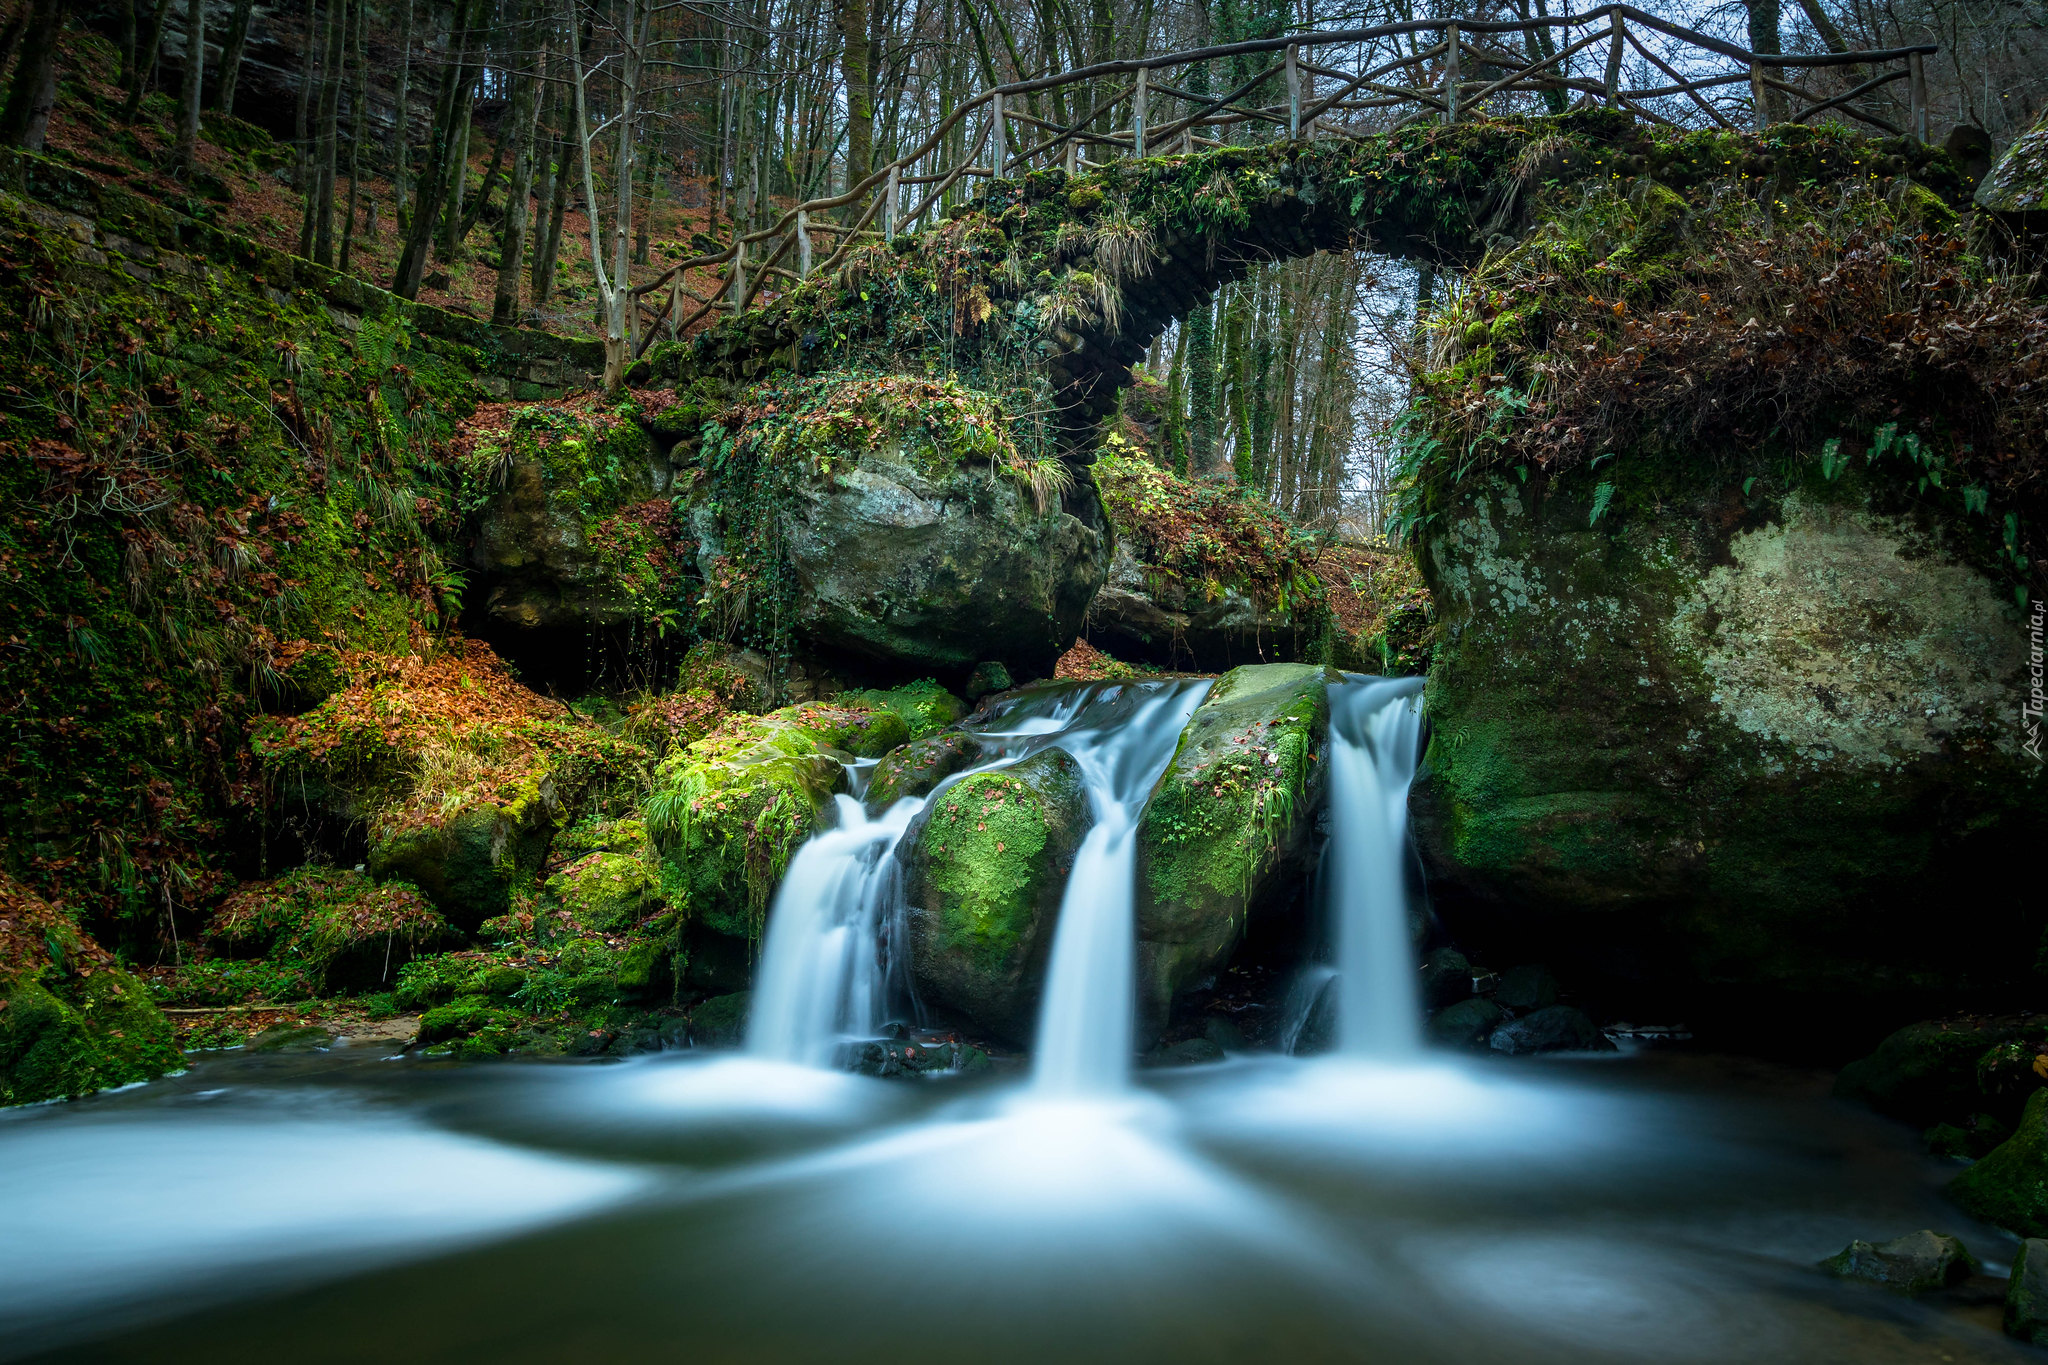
(652, 109, 1943, 447)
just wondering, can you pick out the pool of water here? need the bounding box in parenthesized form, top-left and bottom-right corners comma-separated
(0, 1043, 2026, 1364)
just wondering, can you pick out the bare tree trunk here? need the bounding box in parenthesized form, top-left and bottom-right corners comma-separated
(172, 0, 202, 173)
(569, 0, 647, 390)
(390, 0, 414, 232)
(838, 0, 871, 201)
(393, 0, 476, 296)
(1745, 0, 1787, 123)
(211, 0, 255, 111)
(439, 91, 471, 259)
(338, 0, 368, 269)
(1, 0, 62, 147)
(494, 19, 544, 324)
(311, 0, 345, 264)
(532, 114, 569, 307)
(121, 0, 172, 121)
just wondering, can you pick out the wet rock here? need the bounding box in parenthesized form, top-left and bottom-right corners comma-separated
(1429, 996, 1506, 1048)
(1487, 1005, 1614, 1055)
(865, 729, 987, 809)
(2005, 1238, 2048, 1343)
(1495, 963, 1560, 1011)
(905, 750, 1089, 1045)
(1820, 1230, 1976, 1295)
(1836, 1017, 2047, 1128)
(964, 661, 1013, 699)
(689, 991, 751, 1047)
(1203, 1015, 1248, 1051)
(1411, 467, 2044, 1038)
(248, 1024, 334, 1052)
(1950, 1090, 2048, 1237)
(1925, 1114, 2011, 1160)
(850, 1038, 990, 1077)
(1420, 946, 1474, 1007)
(1135, 663, 1336, 1038)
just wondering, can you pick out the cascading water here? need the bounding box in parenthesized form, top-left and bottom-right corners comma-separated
(1030, 681, 1211, 1096)
(747, 793, 921, 1067)
(1326, 675, 1429, 1057)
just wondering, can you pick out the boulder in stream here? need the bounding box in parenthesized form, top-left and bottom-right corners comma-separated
(1134, 663, 1337, 1036)
(2005, 1238, 2048, 1343)
(1487, 1005, 1614, 1055)
(1820, 1230, 1976, 1295)
(1950, 1089, 2048, 1238)
(905, 749, 1090, 1044)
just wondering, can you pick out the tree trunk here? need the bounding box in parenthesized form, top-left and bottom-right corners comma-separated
(493, 22, 543, 324)
(390, 0, 414, 233)
(837, 0, 871, 206)
(338, 0, 367, 269)
(115, 0, 136, 90)
(532, 120, 569, 307)
(172, 0, 202, 173)
(210, 0, 255, 111)
(392, 0, 476, 297)
(1, 0, 63, 147)
(311, 0, 345, 265)
(1745, 0, 1787, 123)
(121, 0, 172, 121)
(439, 92, 470, 259)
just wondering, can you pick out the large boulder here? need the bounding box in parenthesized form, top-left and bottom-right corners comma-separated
(1084, 441, 1323, 671)
(1134, 663, 1336, 1034)
(1976, 109, 2048, 216)
(904, 750, 1090, 1043)
(687, 376, 1108, 683)
(1835, 1016, 2048, 1128)
(1, 878, 181, 1107)
(1951, 1089, 2048, 1237)
(460, 399, 685, 632)
(1411, 463, 2044, 1042)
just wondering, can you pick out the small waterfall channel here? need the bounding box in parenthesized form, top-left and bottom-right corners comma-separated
(1324, 675, 1429, 1057)
(745, 680, 1207, 1070)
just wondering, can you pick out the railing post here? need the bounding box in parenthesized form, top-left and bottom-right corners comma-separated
(1605, 17, 1625, 108)
(1066, 138, 1080, 177)
(1443, 21, 1460, 123)
(1133, 66, 1147, 158)
(884, 163, 900, 237)
(728, 238, 745, 308)
(796, 209, 811, 279)
(992, 92, 1007, 176)
(1286, 43, 1301, 140)
(1908, 50, 1928, 142)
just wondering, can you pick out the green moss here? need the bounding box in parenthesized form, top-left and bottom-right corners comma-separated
(642, 698, 909, 940)
(839, 678, 967, 741)
(545, 852, 658, 933)
(920, 760, 1077, 970)
(199, 865, 454, 993)
(1951, 1089, 2048, 1236)
(1140, 663, 1331, 916)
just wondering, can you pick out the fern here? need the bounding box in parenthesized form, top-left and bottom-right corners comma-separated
(1588, 480, 1616, 526)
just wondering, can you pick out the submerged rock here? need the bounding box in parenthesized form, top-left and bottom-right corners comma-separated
(1820, 1230, 1975, 1294)
(1487, 1005, 1614, 1055)
(1134, 663, 1336, 1036)
(1412, 466, 2045, 1039)
(905, 750, 1089, 1044)
(1429, 996, 1506, 1047)
(1950, 1090, 2048, 1237)
(2006, 1239, 2048, 1343)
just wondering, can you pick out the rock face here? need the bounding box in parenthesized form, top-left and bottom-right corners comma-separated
(1821, 1230, 1976, 1294)
(1088, 542, 1312, 672)
(2006, 1239, 2048, 1343)
(1412, 464, 2045, 1038)
(1134, 663, 1335, 1034)
(1976, 109, 2048, 215)
(905, 750, 1090, 1043)
(778, 441, 1108, 681)
(1951, 1089, 2048, 1237)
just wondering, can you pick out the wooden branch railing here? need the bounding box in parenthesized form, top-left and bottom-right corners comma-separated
(628, 3, 1939, 353)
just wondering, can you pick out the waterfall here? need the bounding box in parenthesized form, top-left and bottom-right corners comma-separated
(1031, 681, 1211, 1096)
(747, 794, 921, 1067)
(1327, 676, 1428, 1057)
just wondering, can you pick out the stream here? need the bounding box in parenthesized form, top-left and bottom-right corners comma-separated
(0, 677, 2028, 1362)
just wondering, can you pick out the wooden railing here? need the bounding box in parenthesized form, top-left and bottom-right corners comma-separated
(628, 4, 1937, 353)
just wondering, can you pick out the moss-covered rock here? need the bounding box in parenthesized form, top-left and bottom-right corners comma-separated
(643, 698, 910, 942)
(367, 757, 561, 930)
(1976, 108, 2048, 215)
(1086, 439, 1326, 671)
(207, 865, 456, 992)
(1134, 663, 1335, 1033)
(865, 729, 988, 808)
(1411, 464, 2045, 1042)
(1952, 1089, 2048, 1237)
(1, 877, 180, 1107)
(906, 749, 1089, 1042)
(544, 852, 658, 933)
(462, 397, 685, 632)
(1836, 1017, 2048, 1128)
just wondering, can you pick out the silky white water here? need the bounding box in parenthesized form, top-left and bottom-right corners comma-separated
(1327, 676, 1428, 1056)
(1030, 681, 1211, 1096)
(748, 793, 924, 1066)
